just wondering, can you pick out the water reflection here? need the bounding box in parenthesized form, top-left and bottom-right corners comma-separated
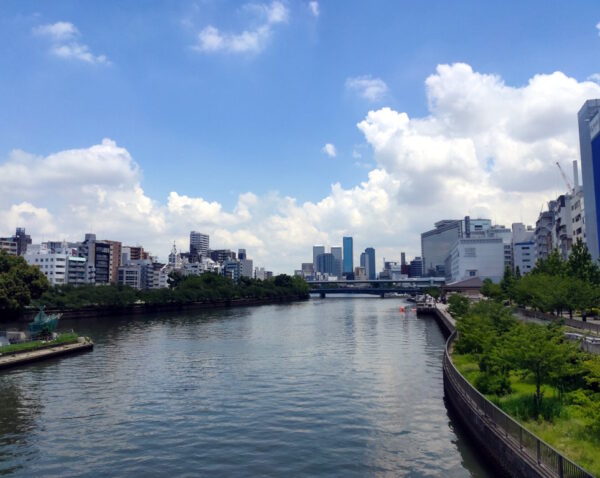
(0, 298, 493, 477)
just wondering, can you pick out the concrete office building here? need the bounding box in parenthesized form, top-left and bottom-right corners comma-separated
(512, 223, 536, 275)
(190, 231, 209, 260)
(445, 237, 504, 284)
(409, 257, 423, 278)
(535, 205, 556, 262)
(579, 99, 600, 262)
(343, 237, 353, 275)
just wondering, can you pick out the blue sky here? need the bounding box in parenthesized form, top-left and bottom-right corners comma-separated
(1, 1, 600, 271)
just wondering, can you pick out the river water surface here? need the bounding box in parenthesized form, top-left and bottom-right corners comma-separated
(0, 298, 493, 477)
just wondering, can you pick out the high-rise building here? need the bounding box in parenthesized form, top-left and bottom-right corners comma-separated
(579, 99, 600, 262)
(421, 220, 463, 277)
(104, 240, 122, 284)
(316, 253, 334, 275)
(94, 241, 111, 284)
(409, 257, 423, 278)
(331, 246, 342, 278)
(190, 231, 209, 260)
(342, 237, 353, 275)
(313, 245, 325, 270)
(238, 249, 247, 260)
(364, 247, 376, 280)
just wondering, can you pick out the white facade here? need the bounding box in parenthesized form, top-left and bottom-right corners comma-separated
(24, 245, 69, 286)
(190, 231, 209, 257)
(446, 237, 505, 284)
(512, 223, 536, 275)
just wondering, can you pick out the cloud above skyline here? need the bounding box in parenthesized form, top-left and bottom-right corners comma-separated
(1, 63, 599, 273)
(193, 1, 288, 54)
(346, 75, 389, 102)
(33, 21, 109, 65)
(308, 1, 319, 17)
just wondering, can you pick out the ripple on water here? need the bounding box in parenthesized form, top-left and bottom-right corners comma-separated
(0, 299, 492, 477)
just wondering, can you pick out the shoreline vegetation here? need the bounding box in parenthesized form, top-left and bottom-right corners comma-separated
(0, 250, 310, 321)
(446, 243, 600, 475)
(0, 332, 79, 355)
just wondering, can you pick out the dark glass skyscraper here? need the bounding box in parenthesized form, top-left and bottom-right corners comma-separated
(579, 99, 600, 262)
(364, 247, 376, 280)
(343, 236, 353, 274)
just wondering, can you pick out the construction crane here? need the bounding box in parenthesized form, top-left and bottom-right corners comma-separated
(555, 161, 573, 193)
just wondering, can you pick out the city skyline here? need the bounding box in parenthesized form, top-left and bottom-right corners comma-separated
(2, 2, 600, 272)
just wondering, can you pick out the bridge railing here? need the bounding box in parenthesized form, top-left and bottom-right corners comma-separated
(444, 330, 593, 478)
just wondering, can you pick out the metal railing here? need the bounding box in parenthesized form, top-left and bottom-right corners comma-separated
(518, 308, 600, 335)
(444, 331, 594, 478)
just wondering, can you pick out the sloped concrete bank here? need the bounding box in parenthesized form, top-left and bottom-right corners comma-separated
(0, 338, 93, 371)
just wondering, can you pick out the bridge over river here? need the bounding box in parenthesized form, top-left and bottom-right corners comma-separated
(308, 278, 445, 298)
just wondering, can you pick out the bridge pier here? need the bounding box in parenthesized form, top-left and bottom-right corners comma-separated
(320, 292, 325, 299)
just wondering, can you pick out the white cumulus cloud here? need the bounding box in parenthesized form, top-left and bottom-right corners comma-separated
(309, 1, 319, 17)
(33, 21, 109, 65)
(322, 143, 337, 157)
(2, 64, 600, 273)
(346, 75, 389, 102)
(193, 1, 288, 54)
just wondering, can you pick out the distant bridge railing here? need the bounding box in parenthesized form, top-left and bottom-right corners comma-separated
(307, 278, 445, 287)
(444, 330, 593, 478)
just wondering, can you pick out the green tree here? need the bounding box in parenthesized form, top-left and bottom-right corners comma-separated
(567, 238, 600, 285)
(0, 251, 49, 318)
(500, 266, 516, 303)
(504, 322, 577, 417)
(447, 294, 469, 319)
(426, 287, 441, 300)
(481, 278, 504, 301)
(532, 248, 566, 277)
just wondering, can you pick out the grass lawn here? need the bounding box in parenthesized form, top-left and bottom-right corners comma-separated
(0, 332, 79, 355)
(452, 351, 600, 476)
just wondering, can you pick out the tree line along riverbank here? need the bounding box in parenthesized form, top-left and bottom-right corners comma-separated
(0, 250, 310, 321)
(447, 293, 600, 474)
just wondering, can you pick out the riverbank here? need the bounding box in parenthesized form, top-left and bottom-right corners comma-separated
(14, 294, 309, 323)
(418, 302, 594, 477)
(0, 337, 93, 370)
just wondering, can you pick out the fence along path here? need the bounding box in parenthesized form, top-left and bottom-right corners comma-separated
(444, 330, 593, 478)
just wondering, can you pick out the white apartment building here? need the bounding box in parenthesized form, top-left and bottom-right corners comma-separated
(24, 245, 69, 286)
(445, 237, 505, 284)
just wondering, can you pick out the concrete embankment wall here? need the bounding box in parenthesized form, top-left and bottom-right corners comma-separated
(15, 295, 309, 323)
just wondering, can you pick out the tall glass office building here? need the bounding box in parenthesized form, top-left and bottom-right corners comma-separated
(420, 220, 463, 277)
(579, 99, 600, 263)
(343, 236, 353, 274)
(364, 247, 376, 280)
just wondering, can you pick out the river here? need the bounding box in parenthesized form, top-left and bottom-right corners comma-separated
(0, 298, 494, 477)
